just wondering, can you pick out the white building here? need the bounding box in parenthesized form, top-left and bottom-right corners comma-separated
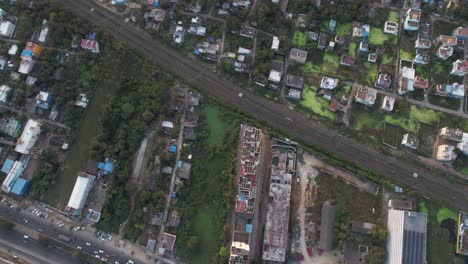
(1, 161, 25, 193)
(268, 69, 282, 83)
(436, 144, 457, 161)
(0, 21, 15, 38)
(38, 19, 49, 43)
(65, 172, 95, 216)
(15, 119, 41, 155)
(0, 85, 11, 103)
(381, 96, 395, 112)
(8, 44, 17, 55)
(387, 209, 427, 264)
(271, 36, 279, 51)
(457, 133, 468, 155)
(18, 59, 35, 75)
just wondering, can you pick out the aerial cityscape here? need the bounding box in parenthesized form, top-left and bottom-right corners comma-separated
(0, 0, 465, 263)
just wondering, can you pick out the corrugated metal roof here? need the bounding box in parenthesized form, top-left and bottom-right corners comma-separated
(66, 175, 91, 211)
(11, 178, 28, 195)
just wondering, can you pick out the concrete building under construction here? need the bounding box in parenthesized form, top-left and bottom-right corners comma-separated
(229, 231, 250, 264)
(262, 142, 296, 262)
(235, 126, 262, 214)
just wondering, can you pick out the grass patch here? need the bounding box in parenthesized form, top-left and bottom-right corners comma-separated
(369, 27, 394, 45)
(176, 104, 239, 263)
(419, 201, 428, 214)
(303, 52, 340, 76)
(436, 208, 458, 224)
(293, 31, 307, 47)
(399, 48, 413, 61)
(381, 53, 395, 65)
(428, 95, 461, 111)
(348, 42, 356, 58)
(336, 22, 352, 36)
(388, 11, 399, 22)
(383, 123, 399, 148)
(202, 106, 228, 145)
(300, 85, 336, 121)
(361, 63, 378, 86)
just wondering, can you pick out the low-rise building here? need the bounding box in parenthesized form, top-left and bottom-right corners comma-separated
(285, 74, 304, 90)
(457, 133, 468, 155)
(352, 22, 370, 38)
(381, 95, 395, 112)
(0, 21, 15, 37)
(401, 133, 419, 149)
(439, 127, 463, 142)
(320, 76, 338, 90)
(271, 36, 280, 51)
(35, 91, 53, 110)
(240, 26, 255, 39)
(436, 144, 457, 161)
(229, 231, 250, 264)
(435, 83, 465, 98)
(287, 89, 301, 101)
(413, 76, 429, 90)
(187, 17, 206, 36)
(368, 53, 377, 63)
(387, 209, 427, 264)
(355, 87, 377, 106)
(404, 8, 421, 31)
(289, 48, 307, 64)
(437, 44, 454, 60)
(384, 21, 399, 35)
(15, 119, 41, 155)
(80, 39, 100, 53)
(398, 66, 415, 95)
(359, 41, 368, 53)
(375, 73, 392, 90)
(268, 60, 284, 83)
(450, 60, 468, 76)
(318, 32, 328, 50)
(453, 26, 468, 40)
(415, 37, 431, 49)
(0, 85, 11, 103)
(65, 172, 96, 216)
(438, 35, 458, 46)
(1, 160, 25, 193)
(340, 55, 355, 66)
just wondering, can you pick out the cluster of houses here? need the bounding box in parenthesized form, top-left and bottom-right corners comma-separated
(436, 127, 468, 162)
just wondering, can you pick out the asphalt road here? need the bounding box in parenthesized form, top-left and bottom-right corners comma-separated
(0, 201, 138, 264)
(58, 0, 468, 210)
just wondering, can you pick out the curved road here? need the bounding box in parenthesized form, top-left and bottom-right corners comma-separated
(58, 0, 468, 210)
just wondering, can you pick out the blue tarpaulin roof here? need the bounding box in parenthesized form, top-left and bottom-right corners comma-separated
(178, 160, 183, 168)
(1, 159, 14, 174)
(170, 145, 177, 153)
(21, 50, 33, 57)
(11, 178, 28, 196)
(98, 161, 114, 173)
(246, 224, 252, 233)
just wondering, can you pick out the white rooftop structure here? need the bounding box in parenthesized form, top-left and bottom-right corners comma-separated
(162, 121, 174, 128)
(8, 44, 18, 55)
(320, 76, 339, 90)
(15, 119, 41, 154)
(387, 209, 427, 264)
(1, 161, 25, 193)
(0, 21, 15, 38)
(268, 69, 282, 83)
(65, 173, 95, 216)
(18, 59, 35, 75)
(0, 85, 11, 103)
(436, 144, 457, 161)
(271, 36, 279, 51)
(381, 96, 395, 112)
(38, 19, 48, 43)
(457, 133, 468, 155)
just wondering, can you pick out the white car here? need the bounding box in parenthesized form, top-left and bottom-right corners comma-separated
(86, 242, 91, 246)
(98, 250, 104, 254)
(23, 235, 29, 239)
(77, 246, 82, 250)
(95, 255, 100, 259)
(127, 261, 134, 264)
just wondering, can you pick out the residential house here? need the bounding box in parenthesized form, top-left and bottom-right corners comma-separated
(456, 133, 468, 155)
(18, 60, 34, 74)
(334, 35, 345, 45)
(414, 51, 429, 65)
(229, 231, 250, 264)
(308, 31, 319, 41)
(453, 26, 468, 40)
(437, 44, 454, 60)
(271, 36, 280, 51)
(375, 73, 392, 90)
(352, 22, 370, 38)
(381, 96, 395, 112)
(415, 37, 431, 49)
(359, 41, 368, 53)
(8, 44, 17, 56)
(438, 35, 458, 46)
(439, 127, 463, 142)
(35, 91, 53, 110)
(287, 89, 301, 101)
(368, 53, 377, 63)
(384, 21, 399, 35)
(0, 21, 15, 37)
(38, 19, 48, 43)
(172, 22, 185, 45)
(0, 85, 11, 103)
(398, 66, 415, 95)
(413, 76, 429, 90)
(450, 60, 468, 76)
(436, 144, 457, 161)
(15, 119, 41, 155)
(0, 117, 21, 137)
(187, 17, 206, 36)
(289, 48, 307, 64)
(268, 60, 284, 83)
(240, 26, 255, 39)
(320, 76, 338, 90)
(183, 110, 198, 140)
(285, 74, 304, 90)
(435, 83, 465, 98)
(355, 87, 377, 106)
(318, 32, 328, 50)
(402, 134, 419, 150)
(232, 0, 251, 9)
(329, 100, 339, 112)
(340, 55, 355, 66)
(404, 8, 421, 31)
(162, 120, 174, 134)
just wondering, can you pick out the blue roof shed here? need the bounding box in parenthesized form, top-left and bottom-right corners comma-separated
(246, 224, 253, 233)
(11, 178, 28, 196)
(170, 145, 177, 153)
(1, 159, 14, 174)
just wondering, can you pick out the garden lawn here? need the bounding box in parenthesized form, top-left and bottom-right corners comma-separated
(336, 22, 351, 36)
(300, 85, 336, 121)
(293, 31, 307, 47)
(436, 208, 458, 224)
(322, 53, 340, 73)
(369, 27, 394, 45)
(348, 42, 356, 58)
(400, 48, 413, 61)
(203, 106, 227, 145)
(381, 53, 395, 64)
(361, 63, 378, 86)
(388, 11, 399, 22)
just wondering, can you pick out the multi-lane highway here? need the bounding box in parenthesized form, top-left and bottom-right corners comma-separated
(57, 0, 468, 210)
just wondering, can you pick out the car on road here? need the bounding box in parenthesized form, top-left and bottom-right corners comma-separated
(77, 246, 82, 250)
(95, 255, 100, 259)
(23, 235, 29, 239)
(98, 250, 104, 254)
(23, 219, 28, 223)
(127, 260, 134, 264)
(86, 242, 91, 246)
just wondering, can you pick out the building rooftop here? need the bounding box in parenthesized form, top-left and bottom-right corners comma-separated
(285, 74, 304, 89)
(320, 76, 339, 90)
(15, 119, 41, 155)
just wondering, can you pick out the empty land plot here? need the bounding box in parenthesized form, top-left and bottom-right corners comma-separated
(383, 123, 400, 149)
(418, 123, 436, 157)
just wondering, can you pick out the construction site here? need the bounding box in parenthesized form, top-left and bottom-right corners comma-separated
(262, 140, 297, 263)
